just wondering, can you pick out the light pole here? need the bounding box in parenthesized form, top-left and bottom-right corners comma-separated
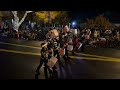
(72, 21, 76, 29)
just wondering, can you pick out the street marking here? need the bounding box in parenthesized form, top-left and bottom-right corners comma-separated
(69, 52, 120, 60)
(0, 48, 120, 63)
(0, 41, 120, 60)
(0, 41, 120, 62)
(70, 56, 120, 63)
(0, 49, 41, 56)
(0, 42, 41, 49)
(78, 53, 120, 60)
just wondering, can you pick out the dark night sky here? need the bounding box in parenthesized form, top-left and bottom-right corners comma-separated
(66, 1, 120, 23)
(69, 10, 120, 23)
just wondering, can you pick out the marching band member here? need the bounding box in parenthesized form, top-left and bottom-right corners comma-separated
(63, 35, 70, 63)
(53, 38, 62, 65)
(36, 42, 52, 79)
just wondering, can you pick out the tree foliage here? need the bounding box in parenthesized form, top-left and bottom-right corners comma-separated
(53, 11, 70, 25)
(0, 11, 13, 20)
(85, 15, 113, 29)
(0, 11, 33, 21)
(35, 11, 59, 24)
(0, 11, 3, 19)
(35, 11, 70, 25)
(11, 11, 32, 32)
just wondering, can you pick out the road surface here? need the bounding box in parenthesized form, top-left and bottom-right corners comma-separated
(0, 36, 120, 79)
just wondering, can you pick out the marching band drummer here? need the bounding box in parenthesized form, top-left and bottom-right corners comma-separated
(47, 38, 58, 79)
(53, 38, 62, 65)
(63, 35, 70, 62)
(36, 42, 52, 79)
(47, 38, 54, 59)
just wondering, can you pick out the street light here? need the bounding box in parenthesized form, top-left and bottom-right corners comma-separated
(72, 21, 77, 28)
(72, 21, 76, 26)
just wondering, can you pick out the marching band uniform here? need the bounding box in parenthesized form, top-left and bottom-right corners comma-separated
(53, 39, 62, 65)
(36, 43, 52, 79)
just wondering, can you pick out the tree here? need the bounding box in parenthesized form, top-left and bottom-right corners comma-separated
(12, 11, 32, 32)
(35, 11, 59, 24)
(0, 11, 13, 29)
(0, 11, 3, 20)
(53, 11, 70, 26)
(95, 15, 113, 29)
(86, 18, 95, 29)
(85, 15, 113, 30)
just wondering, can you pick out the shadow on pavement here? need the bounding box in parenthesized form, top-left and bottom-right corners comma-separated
(64, 62, 72, 79)
(34, 58, 73, 79)
(35, 73, 39, 79)
(58, 59, 73, 79)
(59, 65, 65, 79)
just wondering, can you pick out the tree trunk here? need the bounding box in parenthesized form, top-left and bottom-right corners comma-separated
(12, 11, 32, 32)
(12, 11, 32, 38)
(12, 11, 19, 32)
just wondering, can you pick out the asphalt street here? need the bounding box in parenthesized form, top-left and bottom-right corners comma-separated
(0, 36, 120, 79)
